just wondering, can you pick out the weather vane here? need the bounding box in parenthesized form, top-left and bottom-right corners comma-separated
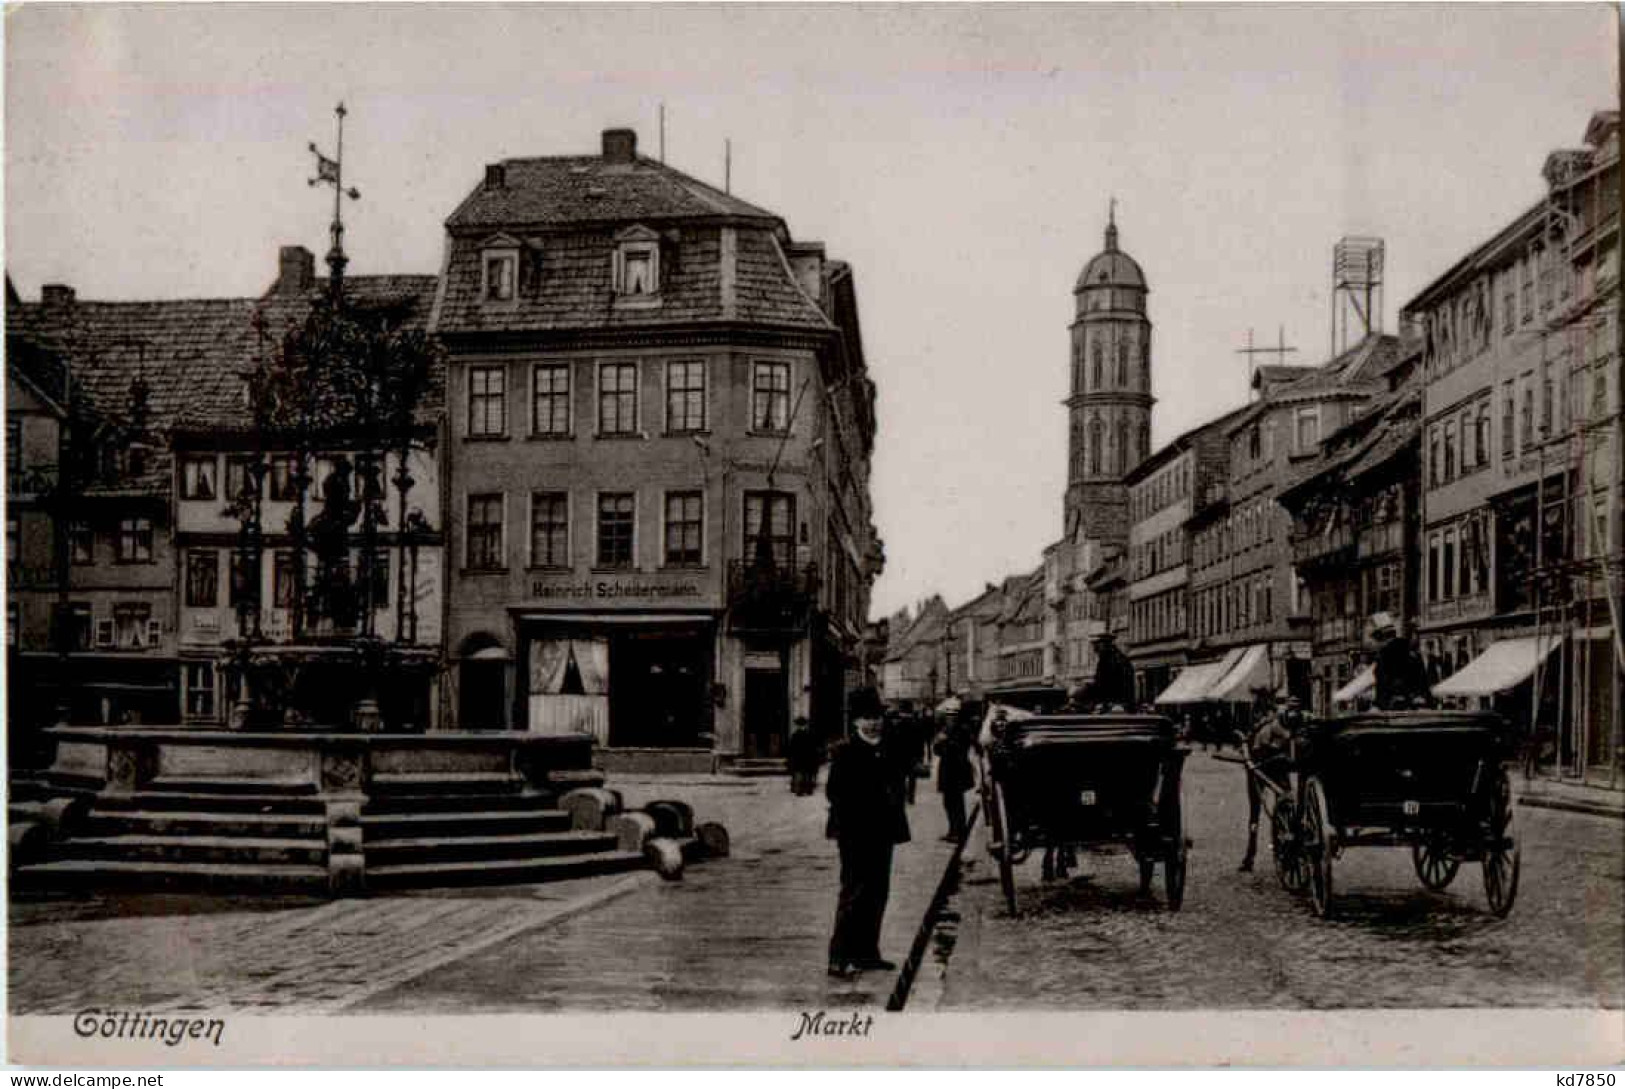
(309, 102, 361, 299)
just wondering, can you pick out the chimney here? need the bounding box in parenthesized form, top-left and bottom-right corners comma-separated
(277, 246, 315, 296)
(41, 284, 75, 312)
(602, 128, 637, 164)
(484, 163, 506, 190)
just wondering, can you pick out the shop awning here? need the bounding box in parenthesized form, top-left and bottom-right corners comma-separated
(1206, 645, 1272, 703)
(1432, 635, 1563, 697)
(1154, 660, 1228, 705)
(1333, 664, 1376, 704)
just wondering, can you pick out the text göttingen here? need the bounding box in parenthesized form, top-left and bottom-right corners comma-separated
(73, 1009, 225, 1048)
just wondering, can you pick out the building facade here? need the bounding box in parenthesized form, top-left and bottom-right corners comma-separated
(1278, 360, 1423, 715)
(1404, 110, 1621, 781)
(1123, 409, 1243, 702)
(435, 129, 881, 766)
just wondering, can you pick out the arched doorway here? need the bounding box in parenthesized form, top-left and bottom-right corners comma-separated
(457, 633, 509, 730)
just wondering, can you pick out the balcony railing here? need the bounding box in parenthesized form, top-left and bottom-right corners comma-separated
(1291, 523, 1355, 567)
(726, 560, 820, 634)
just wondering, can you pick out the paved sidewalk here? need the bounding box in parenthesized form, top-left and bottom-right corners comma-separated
(8, 773, 961, 1014)
(1516, 773, 1624, 820)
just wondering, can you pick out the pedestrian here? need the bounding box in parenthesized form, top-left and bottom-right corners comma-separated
(1371, 612, 1429, 710)
(934, 717, 975, 842)
(1239, 694, 1297, 872)
(787, 716, 821, 796)
(883, 711, 923, 805)
(825, 686, 910, 978)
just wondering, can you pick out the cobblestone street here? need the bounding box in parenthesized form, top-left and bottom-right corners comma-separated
(9, 774, 958, 1014)
(930, 752, 1624, 1010)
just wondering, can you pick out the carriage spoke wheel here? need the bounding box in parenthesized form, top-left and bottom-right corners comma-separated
(1482, 768, 1520, 917)
(1162, 771, 1187, 912)
(987, 779, 1018, 916)
(1411, 836, 1461, 892)
(1302, 777, 1334, 918)
(1272, 798, 1310, 893)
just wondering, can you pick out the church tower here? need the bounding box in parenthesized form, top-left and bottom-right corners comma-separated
(1064, 205, 1155, 543)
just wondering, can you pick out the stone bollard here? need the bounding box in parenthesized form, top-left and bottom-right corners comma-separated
(694, 821, 731, 859)
(644, 837, 685, 880)
(606, 811, 657, 854)
(644, 799, 695, 839)
(8, 822, 47, 869)
(37, 797, 90, 840)
(324, 800, 366, 898)
(559, 787, 621, 832)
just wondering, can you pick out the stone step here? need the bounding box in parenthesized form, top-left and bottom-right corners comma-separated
(133, 778, 322, 798)
(15, 858, 331, 893)
(360, 809, 573, 838)
(361, 791, 558, 816)
(367, 773, 532, 796)
(364, 849, 648, 889)
(364, 829, 619, 864)
(85, 809, 329, 838)
(722, 759, 788, 777)
(61, 834, 328, 867)
(92, 792, 327, 816)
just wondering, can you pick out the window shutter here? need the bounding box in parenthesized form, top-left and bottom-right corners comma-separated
(519, 242, 542, 297)
(147, 618, 163, 647)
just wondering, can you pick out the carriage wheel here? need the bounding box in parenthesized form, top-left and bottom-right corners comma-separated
(1162, 771, 1187, 912)
(1271, 797, 1310, 893)
(1481, 768, 1520, 917)
(1302, 777, 1334, 919)
(987, 779, 1018, 916)
(1411, 836, 1461, 892)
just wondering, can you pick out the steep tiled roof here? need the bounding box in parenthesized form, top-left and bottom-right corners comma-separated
(9, 275, 442, 471)
(447, 156, 779, 231)
(435, 223, 830, 336)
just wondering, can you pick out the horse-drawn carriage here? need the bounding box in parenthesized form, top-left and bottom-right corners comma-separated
(979, 711, 1190, 915)
(1240, 708, 1521, 918)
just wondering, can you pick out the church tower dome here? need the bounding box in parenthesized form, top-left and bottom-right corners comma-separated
(1064, 203, 1156, 542)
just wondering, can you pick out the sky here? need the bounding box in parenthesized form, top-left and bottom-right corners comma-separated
(5, 3, 1618, 620)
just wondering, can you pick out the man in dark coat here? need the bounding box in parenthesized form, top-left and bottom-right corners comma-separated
(825, 686, 910, 977)
(934, 717, 975, 842)
(1371, 612, 1429, 710)
(1084, 633, 1136, 710)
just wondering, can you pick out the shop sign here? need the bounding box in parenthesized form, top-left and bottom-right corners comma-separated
(530, 576, 708, 604)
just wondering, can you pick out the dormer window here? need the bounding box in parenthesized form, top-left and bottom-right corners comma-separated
(484, 252, 516, 302)
(612, 225, 662, 301)
(479, 234, 522, 304)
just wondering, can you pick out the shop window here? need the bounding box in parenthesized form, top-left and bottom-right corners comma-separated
(186, 549, 219, 608)
(469, 365, 507, 438)
(598, 363, 639, 436)
(113, 603, 153, 649)
(751, 362, 791, 433)
(663, 491, 703, 568)
(268, 455, 299, 501)
(596, 493, 635, 568)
